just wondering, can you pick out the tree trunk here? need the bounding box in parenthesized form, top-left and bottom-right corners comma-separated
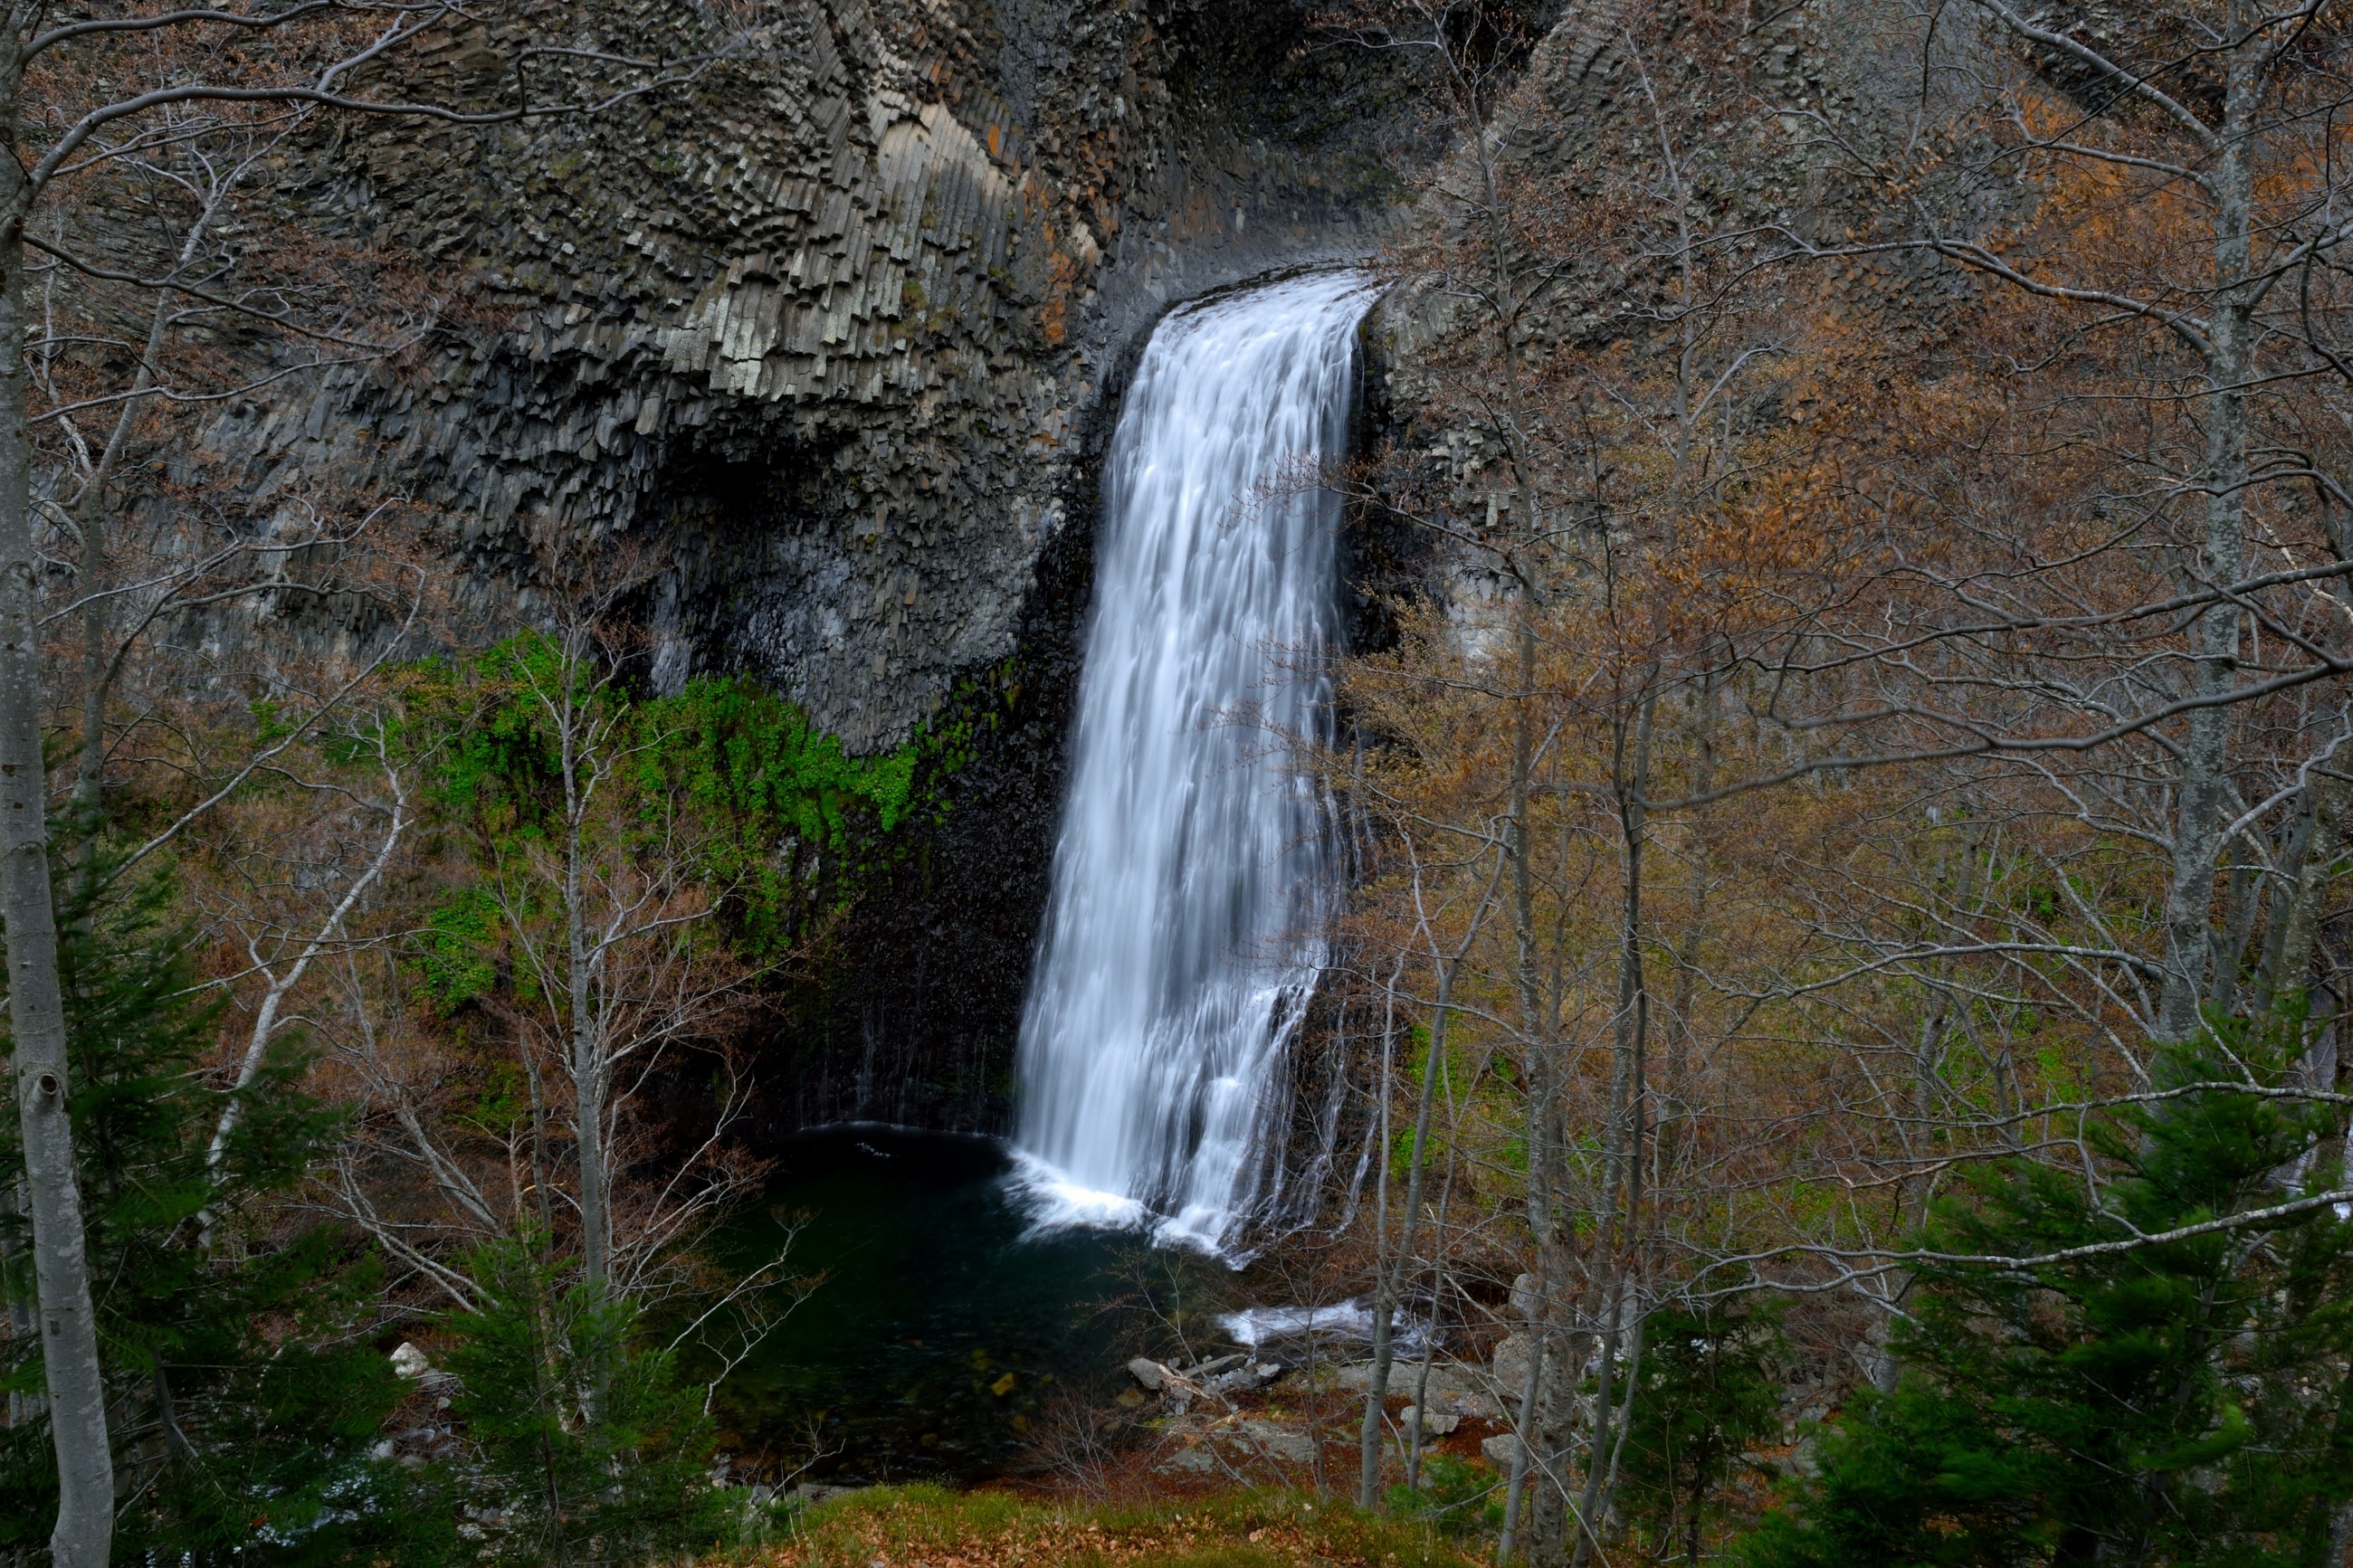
(549, 632, 611, 1291)
(2265, 770, 2350, 1017)
(568, 791, 606, 1288)
(2156, 21, 2258, 1046)
(0, 182, 114, 1563)
(1359, 935, 1457, 1506)
(72, 288, 170, 821)
(1496, 1284, 1545, 1563)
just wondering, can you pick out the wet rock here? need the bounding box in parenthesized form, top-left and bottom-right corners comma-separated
(1207, 1359, 1287, 1393)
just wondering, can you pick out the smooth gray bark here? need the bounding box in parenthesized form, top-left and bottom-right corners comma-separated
(0, 129, 113, 1560)
(1358, 909, 1472, 1506)
(561, 648, 609, 1289)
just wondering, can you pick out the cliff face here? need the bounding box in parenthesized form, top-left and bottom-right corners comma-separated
(170, 0, 1423, 1132)
(208, 0, 1409, 749)
(199, 0, 2026, 1136)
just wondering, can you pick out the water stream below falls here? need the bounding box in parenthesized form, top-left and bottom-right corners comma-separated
(1015, 271, 1377, 1252)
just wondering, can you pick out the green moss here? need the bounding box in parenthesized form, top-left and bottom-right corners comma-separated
(404, 633, 1011, 978)
(726, 1486, 1480, 1568)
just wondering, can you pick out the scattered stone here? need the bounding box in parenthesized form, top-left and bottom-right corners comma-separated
(389, 1341, 430, 1379)
(1332, 1361, 1500, 1420)
(1156, 1443, 1223, 1476)
(1236, 1421, 1318, 1463)
(1489, 1333, 1533, 1403)
(1400, 1404, 1460, 1438)
(1206, 1359, 1287, 1394)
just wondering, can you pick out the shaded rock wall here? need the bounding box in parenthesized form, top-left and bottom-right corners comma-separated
(205, 0, 1412, 751)
(173, 0, 1423, 1134)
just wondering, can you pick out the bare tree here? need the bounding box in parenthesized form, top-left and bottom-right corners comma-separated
(0, 8, 750, 1557)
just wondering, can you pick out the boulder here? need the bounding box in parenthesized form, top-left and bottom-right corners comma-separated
(1490, 1333, 1534, 1403)
(1237, 1420, 1319, 1463)
(1400, 1404, 1460, 1438)
(1481, 1431, 1524, 1470)
(1156, 1442, 1223, 1477)
(1335, 1361, 1500, 1419)
(1208, 1359, 1287, 1393)
(1126, 1356, 1170, 1392)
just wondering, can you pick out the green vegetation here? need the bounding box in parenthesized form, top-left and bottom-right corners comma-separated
(1621, 1294, 1786, 1564)
(412, 632, 989, 987)
(443, 1237, 728, 1566)
(3, 638, 992, 1566)
(0, 848, 444, 1564)
(1739, 1019, 2353, 1568)
(729, 1486, 1482, 1568)
(1387, 1453, 1504, 1541)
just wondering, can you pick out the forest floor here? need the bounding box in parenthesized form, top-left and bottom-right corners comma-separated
(722, 1486, 1482, 1568)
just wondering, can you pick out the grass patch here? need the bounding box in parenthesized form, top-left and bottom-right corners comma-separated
(729, 1485, 1483, 1568)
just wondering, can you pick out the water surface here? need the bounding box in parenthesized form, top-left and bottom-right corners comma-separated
(703, 1127, 1139, 1484)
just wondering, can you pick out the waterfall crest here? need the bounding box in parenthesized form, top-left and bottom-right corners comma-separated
(1014, 271, 1376, 1253)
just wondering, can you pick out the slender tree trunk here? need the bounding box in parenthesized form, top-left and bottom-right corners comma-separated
(72, 290, 167, 822)
(2157, 24, 2258, 1045)
(1405, 1144, 1462, 1488)
(1564, 698, 1655, 1567)
(557, 654, 609, 1289)
(2265, 770, 2350, 1017)
(569, 847, 606, 1288)
(520, 1037, 557, 1241)
(1497, 1256, 1547, 1563)
(1360, 936, 1458, 1506)
(0, 153, 113, 1563)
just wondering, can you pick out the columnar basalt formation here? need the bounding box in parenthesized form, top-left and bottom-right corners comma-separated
(203, 0, 1408, 748)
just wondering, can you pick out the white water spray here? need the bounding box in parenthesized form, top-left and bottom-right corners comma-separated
(1014, 271, 1376, 1252)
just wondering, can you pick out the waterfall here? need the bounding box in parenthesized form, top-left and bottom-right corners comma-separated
(1014, 270, 1377, 1253)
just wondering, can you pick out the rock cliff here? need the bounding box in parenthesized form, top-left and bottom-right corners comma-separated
(208, 0, 1412, 749)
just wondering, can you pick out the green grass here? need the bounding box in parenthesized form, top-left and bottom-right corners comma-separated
(729, 1484, 1483, 1568)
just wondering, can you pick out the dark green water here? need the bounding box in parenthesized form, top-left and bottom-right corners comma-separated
(700, 1127, 1145, 1485)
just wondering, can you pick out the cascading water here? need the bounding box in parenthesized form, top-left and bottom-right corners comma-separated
(1014, 270, 1377, 1254)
